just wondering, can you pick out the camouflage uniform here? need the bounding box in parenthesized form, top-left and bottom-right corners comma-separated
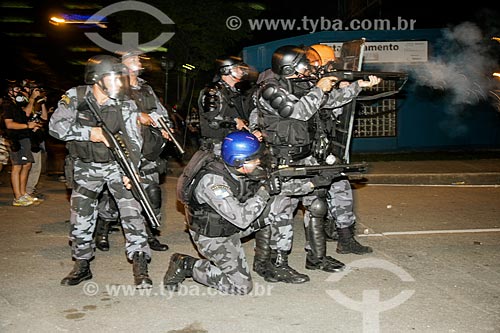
(250, 74, 362, 253)
(49, 85, 151, 261)
(326, 178, 355, 229)
(96, 78, 170, 226)
(188, 170, 273, 295)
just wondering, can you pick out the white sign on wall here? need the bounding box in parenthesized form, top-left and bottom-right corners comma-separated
(325, 41, 428, 63)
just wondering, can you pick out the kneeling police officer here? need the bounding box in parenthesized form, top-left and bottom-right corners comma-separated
(164, 131, 307, 295)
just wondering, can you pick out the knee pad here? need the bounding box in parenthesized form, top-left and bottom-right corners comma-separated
(144, 182, 162, 211)
(307, 197, 327, 218)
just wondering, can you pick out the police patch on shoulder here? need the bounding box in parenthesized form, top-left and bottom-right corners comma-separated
(60, 95, 71, 106)
(210, 184, 231, 199)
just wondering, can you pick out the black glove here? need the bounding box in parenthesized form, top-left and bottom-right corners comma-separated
(261, 175, 281, 195)
(311, 175, 332, 188)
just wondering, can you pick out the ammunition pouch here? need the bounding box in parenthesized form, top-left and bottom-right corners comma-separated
(186, 206, 240, 237)
(142, 126, 165, 161)
(270, 144, 311, 164)
(67, 141, 113, 163)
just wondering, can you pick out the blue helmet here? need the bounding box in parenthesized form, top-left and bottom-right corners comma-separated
(221, 131, 261, 167)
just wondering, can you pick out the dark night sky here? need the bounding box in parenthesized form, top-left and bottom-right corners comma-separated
(2, 0, 499, 92)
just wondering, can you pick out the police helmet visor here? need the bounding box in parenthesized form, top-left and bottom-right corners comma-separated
(122, 55, 143, 72)
(122, 54, 152, 75)
(222, 62, 249, 80)
(100, 72, 130, 101)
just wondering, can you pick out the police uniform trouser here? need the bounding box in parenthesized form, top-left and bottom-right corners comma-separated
(326, 178, 356, 229)
(97, 186, 119, 221)
(189, 228, 256, 295)
(260, 194, 297, 252)
(70, 160, 150, 260)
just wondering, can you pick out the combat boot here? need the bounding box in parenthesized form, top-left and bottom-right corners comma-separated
(252, 226, 272, 278)
(324, 217, 339, 242)
(265, 250, 310, 284)
(132, 251, 153, 289)
(163, 253, 197, 291)
(148, 237, 169, 251)
(146, 225, 169, 251)
(95, 218, 113, 251)
(305, 252, 345, 272)
(61, 259, 92, 286)
(336, 226, 373, 255)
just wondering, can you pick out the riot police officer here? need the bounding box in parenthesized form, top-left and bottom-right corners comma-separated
(249, 45, 380, 274)
(309, 43, 374, 254)
(198, 56, 253, 154)
(49, 55, 154, 288)
(163, 131, 308, 294)
(93, 49, 171, 252)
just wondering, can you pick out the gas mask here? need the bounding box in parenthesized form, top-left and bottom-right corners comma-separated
(14, 92, 29, 106)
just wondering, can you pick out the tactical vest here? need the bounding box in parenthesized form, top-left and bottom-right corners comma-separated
(66, 86, 122, 163)
(257, 78, 314, 163)
(185, 159, 260, 237)
(198, 81, 245, 143)
(130, 84, 157, 114)
(130, 83, 165, 161)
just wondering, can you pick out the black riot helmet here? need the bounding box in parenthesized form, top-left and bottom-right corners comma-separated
(215, 56, 249, 80)
(84, 54, 130, 101)
(271, 45, 311, 77)
(118, 49, 146, 76)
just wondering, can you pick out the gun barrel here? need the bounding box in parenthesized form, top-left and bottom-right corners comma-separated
(157, 117, 185, 155)
(275, 163, 368, 178)
(324, 70, 408, 82)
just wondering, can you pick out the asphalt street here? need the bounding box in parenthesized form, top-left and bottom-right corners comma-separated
(0, 157, 499, 332)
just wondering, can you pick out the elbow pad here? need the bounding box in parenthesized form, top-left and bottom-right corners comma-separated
(261, 84, 294, 118)
(201, 87, 220, 113)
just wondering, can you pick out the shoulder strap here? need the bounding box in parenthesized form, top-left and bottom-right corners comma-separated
(75, 85, 89, 111)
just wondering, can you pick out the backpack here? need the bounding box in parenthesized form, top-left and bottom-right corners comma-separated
(176, 149, 217, 205)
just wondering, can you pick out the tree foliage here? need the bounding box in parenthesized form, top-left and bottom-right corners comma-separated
(112, 0, 264, 72)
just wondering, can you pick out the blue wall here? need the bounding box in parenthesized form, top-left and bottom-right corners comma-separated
(242, 29, 500, 152)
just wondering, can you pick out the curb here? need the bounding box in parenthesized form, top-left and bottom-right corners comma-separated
(363, 172, 500, 185)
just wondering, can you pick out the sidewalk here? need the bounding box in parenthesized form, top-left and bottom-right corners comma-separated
(361, 158, 500, 185)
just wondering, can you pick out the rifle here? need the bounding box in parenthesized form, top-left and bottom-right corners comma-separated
(322, 70, 408, 82)
(270, 162, 369, 186)
(157, 116, 185, 155)
(85, 96, 161, 229)
(273, 162, 368, 177)
(292, 70, 409, 100)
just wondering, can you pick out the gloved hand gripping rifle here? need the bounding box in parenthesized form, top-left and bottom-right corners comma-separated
(85, 96, 160, 229)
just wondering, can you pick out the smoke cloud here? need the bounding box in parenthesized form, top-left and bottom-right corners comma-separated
(411, 21, 498, 106)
